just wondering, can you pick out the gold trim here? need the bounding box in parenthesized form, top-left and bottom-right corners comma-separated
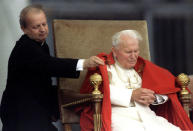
(61, 97, 93, 108)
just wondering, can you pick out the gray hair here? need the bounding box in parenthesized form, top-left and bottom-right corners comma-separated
(19, 4, 45, 28)
(112, 30, 142, 47)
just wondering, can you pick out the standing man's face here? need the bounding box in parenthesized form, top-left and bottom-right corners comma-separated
(22, 11, 49, 43)
(112, 35, 139, 69)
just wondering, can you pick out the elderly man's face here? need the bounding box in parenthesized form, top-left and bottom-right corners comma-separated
(22, 11, 49, 43)
(112, 35, 139, 69)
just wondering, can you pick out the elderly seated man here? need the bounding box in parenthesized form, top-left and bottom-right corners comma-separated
(78, 30, 193, 131)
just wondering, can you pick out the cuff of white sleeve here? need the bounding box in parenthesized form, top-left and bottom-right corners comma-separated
(76, 59, 85, 71)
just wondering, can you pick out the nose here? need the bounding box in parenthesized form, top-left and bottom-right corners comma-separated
(39, 25, 45, 32)
(131, 52, 135, 58)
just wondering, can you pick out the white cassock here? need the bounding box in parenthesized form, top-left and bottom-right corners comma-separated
(107, 61, 181, 131)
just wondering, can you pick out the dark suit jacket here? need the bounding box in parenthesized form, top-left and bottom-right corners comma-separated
(0, 35, 80, 131)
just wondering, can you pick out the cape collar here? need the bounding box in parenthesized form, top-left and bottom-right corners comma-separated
(97, 52, 145, 76)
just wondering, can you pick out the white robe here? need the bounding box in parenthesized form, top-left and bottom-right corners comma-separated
(107, 61, 181, 131)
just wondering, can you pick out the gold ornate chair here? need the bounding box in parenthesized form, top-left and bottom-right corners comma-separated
(52, 20, 192, 131)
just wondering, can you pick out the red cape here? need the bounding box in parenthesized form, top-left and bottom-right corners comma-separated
(78, 52, 193, 131)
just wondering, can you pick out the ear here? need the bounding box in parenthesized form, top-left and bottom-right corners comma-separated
(21, 26, 27, 34)
(111, 47, 117, 57)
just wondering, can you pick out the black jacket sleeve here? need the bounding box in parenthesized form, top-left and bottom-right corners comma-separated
(9, 40, 80, 78)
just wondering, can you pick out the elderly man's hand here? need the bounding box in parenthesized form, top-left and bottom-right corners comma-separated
(83, 56, 104, 69)
(131, 88, 156, 106)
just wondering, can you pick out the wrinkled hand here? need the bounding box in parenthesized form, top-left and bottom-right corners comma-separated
(83, 56, 104, 69)
(131, 88, 156, 106)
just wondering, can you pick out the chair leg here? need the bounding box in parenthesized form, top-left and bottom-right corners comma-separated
(63, 124, 72, 131)
(93, 95, 103, 131)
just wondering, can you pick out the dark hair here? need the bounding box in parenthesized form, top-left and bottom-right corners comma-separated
(19, 4, 46, 28)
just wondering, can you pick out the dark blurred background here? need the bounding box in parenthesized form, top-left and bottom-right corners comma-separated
(31, 0, 193, 76)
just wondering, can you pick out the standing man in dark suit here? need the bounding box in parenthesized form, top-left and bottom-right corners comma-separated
(0, 4, 104, 131)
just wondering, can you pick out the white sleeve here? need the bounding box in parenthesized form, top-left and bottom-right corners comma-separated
(76, 59, 84, 71)
(110, 84, 133, 107)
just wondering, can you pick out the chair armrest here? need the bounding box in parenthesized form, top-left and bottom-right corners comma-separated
(58, 89, 103, 124)
(58, 89, 103, 108)
(58, 73, 103, 130)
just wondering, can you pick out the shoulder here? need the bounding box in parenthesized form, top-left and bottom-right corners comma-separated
(10, 35, 45, 60)
(16, 35, 44, 54)
(97, 52, 115, 65)
(17, 35, 39, 48)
